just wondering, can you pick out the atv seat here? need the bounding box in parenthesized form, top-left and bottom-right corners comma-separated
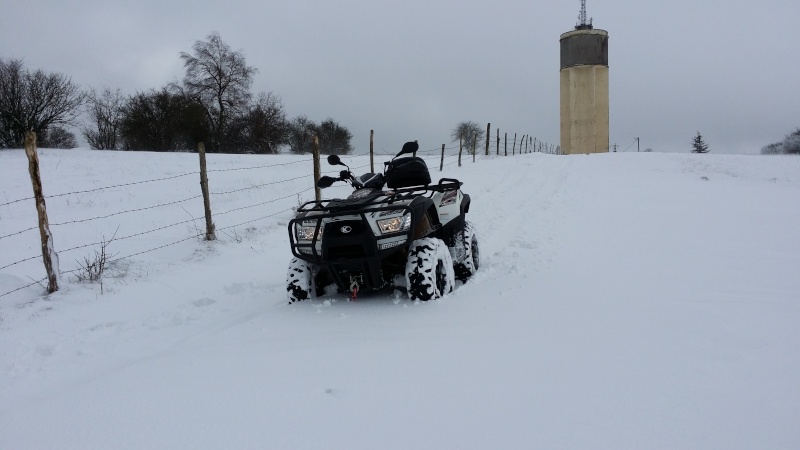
(384, 156, 431, 189)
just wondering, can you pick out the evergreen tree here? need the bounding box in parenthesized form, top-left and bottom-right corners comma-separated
(691, 132, 709, 153)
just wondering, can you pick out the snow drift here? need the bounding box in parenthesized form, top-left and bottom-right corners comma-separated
(1, 149, 799, 449)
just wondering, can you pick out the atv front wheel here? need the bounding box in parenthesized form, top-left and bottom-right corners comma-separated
(405, 238, 455, 301)
(286, 257, 318, 303)
(452, 221, 480, 282)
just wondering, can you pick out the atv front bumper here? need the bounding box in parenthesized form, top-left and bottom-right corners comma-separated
(288, 203, 417, 291)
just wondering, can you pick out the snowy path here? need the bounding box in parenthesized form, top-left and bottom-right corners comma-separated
(1, 151, 799, 449)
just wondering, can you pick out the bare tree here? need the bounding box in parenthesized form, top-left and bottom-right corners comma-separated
(783, 129, 800, 155)
(286, 115, 317, 155)
(179, 32, 257, 152)
(0, 58, 84, 148)
(451, 121, 484, 155)
(82, 87, 125, 149)
(39, 126, 78, 148)
(230, 92, 288, 154)
(317, 118, 353, 155)
(761, 128, 800, 155)
(120, 87, 207, 152)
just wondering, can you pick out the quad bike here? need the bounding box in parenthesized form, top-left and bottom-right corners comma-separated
(286, 141, 479, 302)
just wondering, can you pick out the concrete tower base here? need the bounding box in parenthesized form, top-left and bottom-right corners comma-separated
(560, 64, 609, 154)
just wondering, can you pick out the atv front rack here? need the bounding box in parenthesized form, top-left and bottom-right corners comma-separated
(296, 177, 462, 215)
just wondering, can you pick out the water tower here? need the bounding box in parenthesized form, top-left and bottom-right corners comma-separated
(560, 0, 609, 154)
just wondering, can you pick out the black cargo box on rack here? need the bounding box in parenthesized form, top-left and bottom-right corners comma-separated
(384, 156, 431, 189)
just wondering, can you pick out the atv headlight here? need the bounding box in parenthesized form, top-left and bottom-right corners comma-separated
(296, 224, 323, 241)
(377, 214, 411, 234)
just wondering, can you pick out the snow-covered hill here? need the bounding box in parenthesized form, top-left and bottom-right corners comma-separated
(1, 149, 799, 449)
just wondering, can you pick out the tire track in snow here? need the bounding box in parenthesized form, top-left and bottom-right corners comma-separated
(464, 155, 573, 292)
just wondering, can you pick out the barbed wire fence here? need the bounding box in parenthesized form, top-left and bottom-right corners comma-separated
(0, 137, 320, 299)
(1, 124, 559, 299)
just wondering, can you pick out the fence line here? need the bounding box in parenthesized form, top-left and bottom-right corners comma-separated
(210, 174, 309, 196)
(216, 205, 300, 232)
(0, 278, 47, 298)
(214, 191, 304, 217)
(1, 135, 551, 212)
(206, 159, 308, 173)
(0, 193, 205, 240)
(0, 225, 39, 241)
(0, 254, 41, 271)
(0, 197, 306, 299)
(1, 145, 325, 298)
(53, 195, 204, 227)
(373, 144, 460, 157)
(0, 171, 198, 208)
(0, 159, 312, 209)
(1, 127, 560, 298)
(1, 216, 199, 271)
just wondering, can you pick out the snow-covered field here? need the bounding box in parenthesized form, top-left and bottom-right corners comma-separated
(1, 148, 799, 449)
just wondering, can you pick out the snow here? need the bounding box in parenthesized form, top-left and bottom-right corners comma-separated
(1, 148, 799, 449)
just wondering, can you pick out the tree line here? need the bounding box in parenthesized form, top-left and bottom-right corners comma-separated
(0, 32, 352, 154)
(761, 128, 800, 155)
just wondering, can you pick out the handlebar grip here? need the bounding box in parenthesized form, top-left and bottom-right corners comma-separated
(438, 178, 462, 187)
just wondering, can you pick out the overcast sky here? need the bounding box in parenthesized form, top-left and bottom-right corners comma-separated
(2, 0, 798, 154)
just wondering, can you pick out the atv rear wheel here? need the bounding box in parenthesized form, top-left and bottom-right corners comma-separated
(452, 221, 480, 282)
(405, 238, 455, 301)
(286, 257, 318, 303)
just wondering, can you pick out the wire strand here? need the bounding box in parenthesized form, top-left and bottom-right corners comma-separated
(49, 195, 203, 227)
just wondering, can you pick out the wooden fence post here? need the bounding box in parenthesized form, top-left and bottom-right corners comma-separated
(370, 130, 374, 173)
(496, 129, 500, 155)
(25, 132, 60, 293)
(440, 144, 445, 171)
(485, 122, 490, 156)
(197, 142, 216, 241)
(312, 135, 321, 202)
(504, 133, 508, 156)
(24, 132, 60, 293)
(458, 135, 463, 167)
(512, 133, 517, 155)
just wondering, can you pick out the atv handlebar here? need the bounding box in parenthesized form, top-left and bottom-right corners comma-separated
(317, 144, 463, 192)
(317, 170, 355, 189)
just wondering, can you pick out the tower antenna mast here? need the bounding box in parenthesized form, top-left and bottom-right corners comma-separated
(576, 0, 593, 30)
